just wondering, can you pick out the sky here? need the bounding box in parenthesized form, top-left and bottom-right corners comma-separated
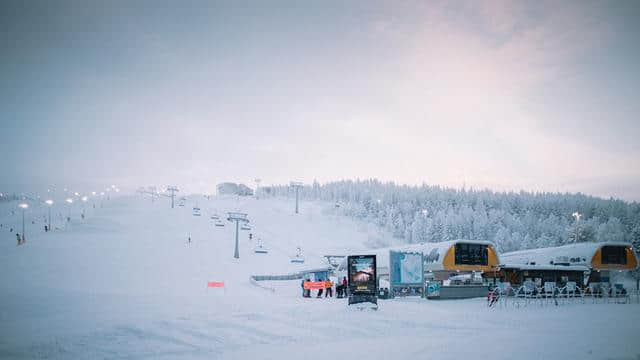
(1, 0, 639, 200)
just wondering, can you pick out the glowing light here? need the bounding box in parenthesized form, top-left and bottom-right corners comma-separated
(81, 196, 88, 202)
(91, 192, 96, 196)
(45, 200, 54, 206)
(74, 192, 79, 196)
(18, 203, 29, 209)
(66, 198, 73, 204)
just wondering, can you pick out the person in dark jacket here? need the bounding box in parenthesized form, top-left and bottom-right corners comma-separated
(316, 278, 323, 298)
(325, 279, 333, 298)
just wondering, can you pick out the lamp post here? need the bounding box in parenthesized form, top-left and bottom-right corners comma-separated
(227, 212, 249, 259)
(45, 199, 53, 231)
(254, 179, 261, 199)
(572, 212, 582, 243)
(81, 196, 88, 219)
(18, 203, 28, 241)
(65, 198, 73, 222)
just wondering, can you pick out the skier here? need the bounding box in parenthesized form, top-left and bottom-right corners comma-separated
(342, 277, 348, 297)
(316, 278, 324, 298)
(188, 236, 191, 245)
(16, 233, 21, 245)
(325, 279, 333, 298)
(300, 278, 306, 297)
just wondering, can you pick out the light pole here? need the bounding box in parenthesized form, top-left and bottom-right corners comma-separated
(81, 196, 88, 219)
(65, 198, 73, 222)
(254, 179, 261, 199)
(45, 199, 53, 231)
(290, 181, 303, 214)
(18, 203, 28, 242)
(227, 212, 249, 259)
(572, 212, 582, 243)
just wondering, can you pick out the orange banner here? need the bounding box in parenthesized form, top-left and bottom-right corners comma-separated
(304, 281, 327, 290)
(208, 281, 225, 288)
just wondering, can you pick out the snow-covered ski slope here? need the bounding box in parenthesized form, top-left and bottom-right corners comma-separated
(1, 195, 639, 359)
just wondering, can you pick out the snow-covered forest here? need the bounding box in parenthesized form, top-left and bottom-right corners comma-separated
(263, 180, 640, 252)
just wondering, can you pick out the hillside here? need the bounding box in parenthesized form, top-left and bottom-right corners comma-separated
(1, 194, 639, 359)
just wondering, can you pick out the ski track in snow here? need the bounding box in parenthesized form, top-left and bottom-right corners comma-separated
(1, 195, 639, 360)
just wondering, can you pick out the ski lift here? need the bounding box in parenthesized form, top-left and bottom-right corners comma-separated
(214, 220, 225, 227)
(290, 246, 305, 263)
(254, 238, 269, 254)
(210, 214, 220, 220)
(241, 224, 251, 231)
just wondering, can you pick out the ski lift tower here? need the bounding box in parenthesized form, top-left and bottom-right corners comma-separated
(167, 186, 179, 208)
(227, 212, 249, 259)
(290, 181, 303, 214)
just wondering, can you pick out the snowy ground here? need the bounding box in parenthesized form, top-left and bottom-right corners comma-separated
(1, 194, 639, 359)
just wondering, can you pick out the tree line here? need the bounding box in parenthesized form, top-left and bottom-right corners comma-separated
(262, 179, 640, 253)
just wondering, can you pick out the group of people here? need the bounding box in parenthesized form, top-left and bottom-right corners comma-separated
(301, 277, 349, 298)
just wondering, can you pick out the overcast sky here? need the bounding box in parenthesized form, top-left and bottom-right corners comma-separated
(1, 0, 639, 200)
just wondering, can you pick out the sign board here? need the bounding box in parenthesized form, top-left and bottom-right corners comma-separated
(390, 251, 424, 286)
(426, 282, 440, 298)
(304, 281, 327, 290)
(207, 281, 225, 288)
(347, 255, 377, 306)
(544, 282, 556, 293)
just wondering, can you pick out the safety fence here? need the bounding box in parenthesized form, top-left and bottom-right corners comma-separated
(250, 266, 333, 292)
(488, 282, 638, 308)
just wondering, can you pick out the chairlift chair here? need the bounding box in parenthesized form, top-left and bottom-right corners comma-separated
(290, 247, 305, 263)
(192, 204, 201, 216)
(254, 239, 269, 254)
